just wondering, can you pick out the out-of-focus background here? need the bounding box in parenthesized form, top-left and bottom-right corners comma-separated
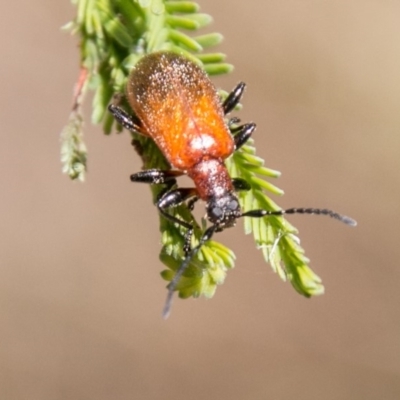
(1, 1, 400, 399)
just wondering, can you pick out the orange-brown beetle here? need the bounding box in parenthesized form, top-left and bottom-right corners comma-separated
(109, 51, 356, 317)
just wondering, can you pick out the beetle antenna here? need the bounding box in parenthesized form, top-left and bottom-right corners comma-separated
(241, 207, 357, 226)
(162, 225, 218, 319)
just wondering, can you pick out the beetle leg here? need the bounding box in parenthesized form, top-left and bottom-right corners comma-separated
(185, 196, 200, 255)
(232, 178, 252, 192)
(228, 117, 241, 127)
(131, 170, 197, 255)
(157, 188, 199, 257)
(182, 229, 194, 258)
(157, 188, 195, 228)
(231, 123, 257, 151)
(108, 104, 145, 135)
(187, 196, 199, 211)
(130, 169, 184, 185)
(222, 82, 246, 115)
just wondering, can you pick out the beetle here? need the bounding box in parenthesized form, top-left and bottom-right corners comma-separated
(108, 51, 356, 317)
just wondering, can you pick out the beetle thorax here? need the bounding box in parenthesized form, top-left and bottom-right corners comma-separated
(188, 159, 233, 200)
(187, 159, 241, 227)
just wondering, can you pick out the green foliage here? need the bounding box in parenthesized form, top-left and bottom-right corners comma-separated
(61, 0, 326, 304)
(60, 110, 87, 181)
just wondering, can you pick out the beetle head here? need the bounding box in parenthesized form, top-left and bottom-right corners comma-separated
(206, 192, 241, 229)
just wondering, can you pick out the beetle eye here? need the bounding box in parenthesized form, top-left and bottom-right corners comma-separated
(228, 199, 239, 211)
(212, 207, 223, 219)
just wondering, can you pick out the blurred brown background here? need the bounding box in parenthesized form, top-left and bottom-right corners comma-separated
(1, 1, 400, 399)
